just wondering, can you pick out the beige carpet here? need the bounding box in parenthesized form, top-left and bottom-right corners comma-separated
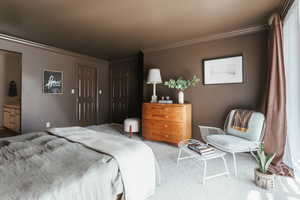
(89, 124, 300, 200)
(144, 140, 300, 200)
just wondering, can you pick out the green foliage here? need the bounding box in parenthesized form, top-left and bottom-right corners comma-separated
(253, 143, 276, 174)
(164, 75, 200, 91)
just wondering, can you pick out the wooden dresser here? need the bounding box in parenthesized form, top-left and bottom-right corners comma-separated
(3, 104, 21, 133)
(142, 103, 191, 145)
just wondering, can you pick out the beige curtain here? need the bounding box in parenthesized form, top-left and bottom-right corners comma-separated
(263, 14, 293, 177)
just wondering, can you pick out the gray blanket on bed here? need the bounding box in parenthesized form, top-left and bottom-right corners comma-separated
(0, 132, 122, 200)
(48, 126, 157, 200)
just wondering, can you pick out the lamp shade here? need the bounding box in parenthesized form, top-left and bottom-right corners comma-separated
(147, 68, 162, 84)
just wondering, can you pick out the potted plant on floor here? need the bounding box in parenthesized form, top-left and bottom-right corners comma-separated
(164, 76, 200, 104)
(252, 143, 276, 189)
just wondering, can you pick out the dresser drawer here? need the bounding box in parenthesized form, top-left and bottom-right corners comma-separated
(143, 105, 185, 122)
(3, 108, 11, 113)
(143, 129, 182, 142)
(143, 119, 184, 135)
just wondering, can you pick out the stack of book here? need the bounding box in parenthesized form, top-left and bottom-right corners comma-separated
(188, 143, 215, 155)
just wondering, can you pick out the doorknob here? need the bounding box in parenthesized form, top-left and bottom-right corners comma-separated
(99, 90, 102, 95)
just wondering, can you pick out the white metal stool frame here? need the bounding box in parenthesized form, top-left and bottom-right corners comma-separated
(177, 139, 230, 184)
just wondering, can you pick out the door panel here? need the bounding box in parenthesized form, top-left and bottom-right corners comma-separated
(76, 65, 98, 126)
(110, 55, 143, 123)
(111, 69, 129, 123)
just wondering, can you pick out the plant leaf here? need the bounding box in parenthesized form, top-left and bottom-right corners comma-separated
(265, 153, 276, 172)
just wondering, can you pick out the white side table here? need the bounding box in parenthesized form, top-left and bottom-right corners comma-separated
(177, 139, 230, 184)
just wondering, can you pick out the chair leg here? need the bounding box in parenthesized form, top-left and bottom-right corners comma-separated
(221, 156, 230, 177)
(176, 149, 182, 166)
(232, 152, 237, 176)
(202, 160, 207, 184)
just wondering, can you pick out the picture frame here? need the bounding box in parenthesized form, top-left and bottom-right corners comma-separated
(43, 69, 64, 94)
(202, 55, 244, 85)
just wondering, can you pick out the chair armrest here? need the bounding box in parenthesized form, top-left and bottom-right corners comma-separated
(198, 125, 225, 143)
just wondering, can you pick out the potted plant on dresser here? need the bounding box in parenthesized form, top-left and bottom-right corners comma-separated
(164, 75, 200, 104)
(252, 143, 276, 190)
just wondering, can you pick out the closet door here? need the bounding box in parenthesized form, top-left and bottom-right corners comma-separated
(110, 54, 143, 123)
(110, 66, 129, 123)
(75, 65, 98, 126)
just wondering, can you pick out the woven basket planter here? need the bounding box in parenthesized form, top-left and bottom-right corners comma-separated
(254, 168, 275, 189)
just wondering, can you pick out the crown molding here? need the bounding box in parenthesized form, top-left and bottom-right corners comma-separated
(141, 24, 268, 54)
(0, 33, 108, 64)
(110, 55, 140, 63)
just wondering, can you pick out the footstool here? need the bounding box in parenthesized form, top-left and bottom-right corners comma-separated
(124, 118, 140, 138)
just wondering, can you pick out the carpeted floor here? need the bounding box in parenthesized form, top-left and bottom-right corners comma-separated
(143, 140, 300, 200)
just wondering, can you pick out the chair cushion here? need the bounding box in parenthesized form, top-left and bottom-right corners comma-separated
(226, 110, 265, 142)
(207, 134, 258, 152)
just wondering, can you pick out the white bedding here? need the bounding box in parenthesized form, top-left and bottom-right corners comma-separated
(48, 126, 157, 200)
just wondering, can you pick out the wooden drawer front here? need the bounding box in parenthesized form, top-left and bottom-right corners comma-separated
(3, 106, 21, 133)
(15, 109, 21, 115)
(3, 108, 11, 113)
(143, 129, 182, 142)
(143, 106, 185, 122)
(143, 120, 184, 136)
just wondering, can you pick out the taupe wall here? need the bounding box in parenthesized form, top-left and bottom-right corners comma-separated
(0, 38, 110, 133)
(144, 31, 268, 139)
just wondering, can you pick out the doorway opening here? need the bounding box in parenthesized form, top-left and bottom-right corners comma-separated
(0, 50, 22, 137)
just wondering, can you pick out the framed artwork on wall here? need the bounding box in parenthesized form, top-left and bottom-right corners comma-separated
(43, 69, 63, 94)
(203, 55, 244, 85)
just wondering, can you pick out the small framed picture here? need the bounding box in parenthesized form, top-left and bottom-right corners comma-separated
(203, 55, 244, 85)
(43, 69, 63, 94)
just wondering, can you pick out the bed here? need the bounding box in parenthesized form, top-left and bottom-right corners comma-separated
(0, 124, 158, 200)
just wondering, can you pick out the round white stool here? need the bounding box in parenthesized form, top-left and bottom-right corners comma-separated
(124, 118, 140, 138)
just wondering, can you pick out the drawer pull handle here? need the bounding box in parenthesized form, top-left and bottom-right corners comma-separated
(152, 114, 168, 118)
(151, 107, 162, 110)
(164, 124, 168, 128)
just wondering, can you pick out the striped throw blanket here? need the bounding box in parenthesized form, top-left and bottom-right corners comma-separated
(231, 109, 253, 132)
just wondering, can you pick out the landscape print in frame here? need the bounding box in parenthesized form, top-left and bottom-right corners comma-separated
(203, 55, 244, 85)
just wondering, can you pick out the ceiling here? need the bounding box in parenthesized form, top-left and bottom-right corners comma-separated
(0, 0, 282, 60)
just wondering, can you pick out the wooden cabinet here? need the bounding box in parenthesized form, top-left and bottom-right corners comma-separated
(142, 103, 191, 145)
(3, 104, 21, 133)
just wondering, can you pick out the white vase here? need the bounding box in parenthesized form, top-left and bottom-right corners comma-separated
(178, 91, 184, 104)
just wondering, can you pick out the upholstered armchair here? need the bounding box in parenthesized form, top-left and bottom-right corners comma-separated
(198, 109, 265, 176)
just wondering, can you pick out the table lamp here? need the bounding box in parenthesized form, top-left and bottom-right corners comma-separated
(147, 68, 162, 103)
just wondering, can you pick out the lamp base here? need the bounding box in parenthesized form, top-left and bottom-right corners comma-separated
(151, 95, 158, 103)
